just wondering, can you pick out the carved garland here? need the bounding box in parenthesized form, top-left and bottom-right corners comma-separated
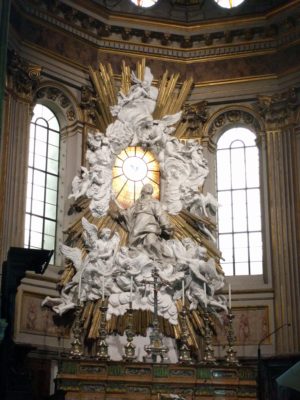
(35, 86, 76, 123)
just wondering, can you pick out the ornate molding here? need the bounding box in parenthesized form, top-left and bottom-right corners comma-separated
(208, 109, 260, 138)
(7, 50, 41, 98)
(256, 88, 298, 128)
(35, 85, 76, 122)
(14, 0, 300, 61)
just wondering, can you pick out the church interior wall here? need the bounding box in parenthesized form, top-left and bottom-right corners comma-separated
(1, 1, 300, 397)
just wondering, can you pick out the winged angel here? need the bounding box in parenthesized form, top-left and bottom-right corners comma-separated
(44, 61, 226, 346)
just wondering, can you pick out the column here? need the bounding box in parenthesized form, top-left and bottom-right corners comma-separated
(0, 50, 41, 271)
(258, 89, 300, 353)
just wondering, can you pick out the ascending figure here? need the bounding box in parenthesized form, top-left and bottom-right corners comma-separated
(111, 183, 173, 258)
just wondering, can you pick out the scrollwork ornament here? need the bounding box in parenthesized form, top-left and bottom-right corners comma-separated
(257, 88, 298, 127)
(7, 50, 41, 97)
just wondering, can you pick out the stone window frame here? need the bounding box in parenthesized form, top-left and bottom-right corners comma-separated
(204, 105, 272, 290)
(30, 83, 82, 266)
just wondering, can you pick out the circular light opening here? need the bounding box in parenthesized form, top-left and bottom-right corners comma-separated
(130, 0, 158, 8)
(214, 0, 245, 9)
(123, 156, 148, 181)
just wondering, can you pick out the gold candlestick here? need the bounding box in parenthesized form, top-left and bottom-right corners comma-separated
(96, 298, 110, 361)
(224, 309, 240, 366)
(123, 302, 137, 362)
(178, 306, 193, 364)
(69, 303, 84, 360)
(199, 309, 217, 365)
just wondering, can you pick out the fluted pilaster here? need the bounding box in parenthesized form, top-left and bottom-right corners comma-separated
(258, 89, 300, 353)
(0, 51, 41, 268)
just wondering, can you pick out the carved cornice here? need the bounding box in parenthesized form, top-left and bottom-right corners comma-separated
(12, 0, 300, 61)
(7, 50, 41, 98)
(257, 88, 298, 128)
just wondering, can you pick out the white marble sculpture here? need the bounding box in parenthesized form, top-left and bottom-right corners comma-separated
(68, 65, 213, 220)
(54, 65, 226, 322)
(45, 183, 225, 321)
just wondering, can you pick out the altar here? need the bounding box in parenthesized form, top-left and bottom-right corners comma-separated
(56, 360, 257, 400)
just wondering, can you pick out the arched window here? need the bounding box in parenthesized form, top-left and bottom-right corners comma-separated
(24, 104, 60, 263)
(217, 127, 262, 276)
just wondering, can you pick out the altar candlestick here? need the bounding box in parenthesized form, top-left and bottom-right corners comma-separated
(102, 276, 105, 299)
(130, 276, 133, 303)
(182, 279, 185, 306)
(228, 284, 232, 310)
(204, 283, 207, 309)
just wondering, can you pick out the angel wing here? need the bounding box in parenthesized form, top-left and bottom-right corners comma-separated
(60, 244, 82, 271)
(82, 217, 98, 246)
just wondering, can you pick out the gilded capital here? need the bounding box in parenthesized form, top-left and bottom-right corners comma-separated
(257, 89, 298, 128)
(182, 101, 208, 138)
(7, 50, 41, 98)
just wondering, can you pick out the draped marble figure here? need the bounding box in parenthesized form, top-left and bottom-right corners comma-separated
(43, 63, 226, 327)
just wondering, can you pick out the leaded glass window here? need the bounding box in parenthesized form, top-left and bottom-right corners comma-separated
(112, 146, 160, 209)
(217, 127, 262, 276)
(25, 104, 60, 262)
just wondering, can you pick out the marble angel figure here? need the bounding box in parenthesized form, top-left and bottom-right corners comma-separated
(42, 244, 85, 315)
(68, 166, 90, 201)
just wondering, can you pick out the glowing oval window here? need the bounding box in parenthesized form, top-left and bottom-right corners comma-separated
(130, 0, 158, 8)
(214, 0, 245, 9)
(112, 146, 160, 209)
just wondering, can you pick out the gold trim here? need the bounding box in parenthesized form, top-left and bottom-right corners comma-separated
(70, 0, 300, 33)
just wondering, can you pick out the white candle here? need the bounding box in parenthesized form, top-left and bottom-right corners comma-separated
(130, 276, 133, 303)
(182, 279, 185, 306)
(228, 283, 232, 310)
(78, 272, 82, 302)
(102, 276, 105, 299)
(204, 283, 207, 309)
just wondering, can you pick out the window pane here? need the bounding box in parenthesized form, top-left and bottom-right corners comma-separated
(232, 190, 247, 231)
(45, 203, 56, 219)
(35, 140, 47, 157)
(217, 191, 232, 233)
(31, 215, 44, 233)
(219, 234, 233, 262)
(250, 261, 263, 275)
(36, 125, 48, 142)
(45, 220, 56, 236)
(34, 154, 46, 170)
(46, 175, 58, 190)
(46, 189, 57, 205)
(235, 262, 249, 275)
(32, 199, 44, 216)
(246, 147, 259, 187)
(47, 159, 59, 174)
(48, 145, 59, 161)
(32, 185, 45, 202)
(222, 263, 233, 275)
(231, 147, 245, 189)
(49, 130, 59, 146)
(33, 170, 45, 186)
(30, 231, 42, 248)
(217, 150, 231, 190)
(44, 234, 55, 250)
